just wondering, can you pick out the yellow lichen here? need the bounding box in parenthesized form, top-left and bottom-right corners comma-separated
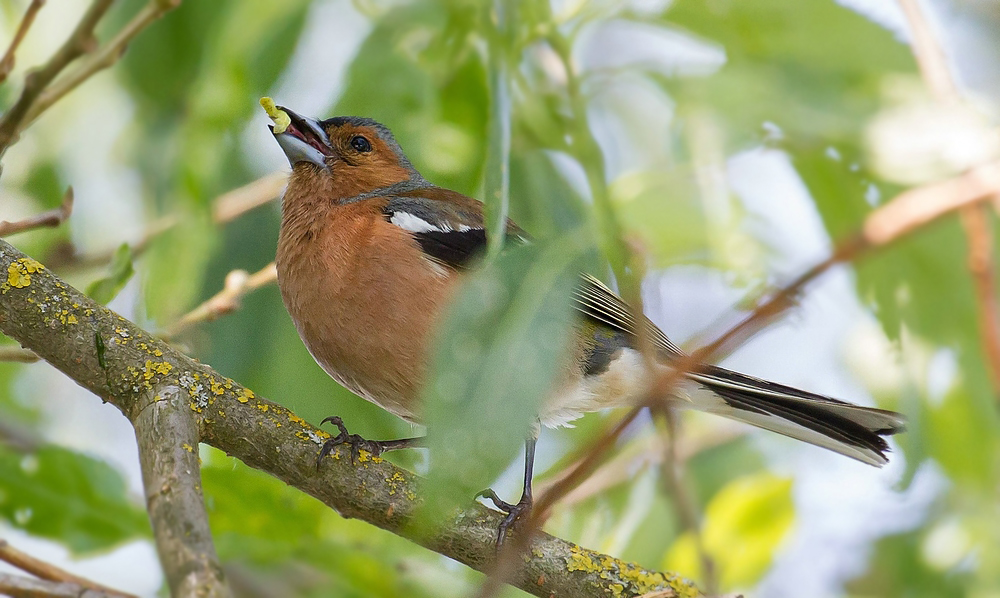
(6, 258, 44, 290)
(182, 443, 194, 453)
(235, 387, 254, 403)
(143, 360, 173, 381)
(260, 97, 291, 134)
(567, 547, 603, 574)
(565, 545, 700, 598)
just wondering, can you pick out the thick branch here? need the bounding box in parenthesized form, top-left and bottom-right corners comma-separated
(0, 240, 700, 598)
(133, 384, 230, 596)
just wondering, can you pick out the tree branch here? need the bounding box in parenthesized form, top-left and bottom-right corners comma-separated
(133, 385, 230, 596)
(164, 262, 277, 339)
(0, 0, 46, 86)
(0, 240, 701, 598)
(0, 572, 128, 598)
(0, 345, 39, 362)
(0, 187, 73, 237)
(0, 539, 134, 597)
(0, 0, 114, 156)
(21, 0, 182, 129)
(898, 0, 1000, 397)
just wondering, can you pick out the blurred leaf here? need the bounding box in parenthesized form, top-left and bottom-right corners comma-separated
(507, 150, 588, 237)
(665, 0, 914, 146)
(610, 168, 706, 263)
(23, 162, 67, 210)
(335, 3, 488, 195)
(848, 528, 969, 598)
(421, 238, 586, 519)
(201, 453, 459, 598)
(0, 446, 149, 553)
(142, 215, 215, 323)
(202, 456, 327, 560)
(664, 472, 794, 590)
(86, 244, 135, 305)
(925, 386, 998, 489)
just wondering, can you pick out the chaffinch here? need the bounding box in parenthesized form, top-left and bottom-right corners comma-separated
(263, 101, 906, 544)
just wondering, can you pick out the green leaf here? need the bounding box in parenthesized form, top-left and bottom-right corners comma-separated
(0, 446, 149, 553)
(86, 243, 135, 305)
(665, 0, 914, 147)
(925, 386, 998, 489)
(421, 238, 587, 519)
(201, 453, 456, 598)
(610, 168, 706, 264)
(334, 2, 488, 195)
(664, 473, 794, 590)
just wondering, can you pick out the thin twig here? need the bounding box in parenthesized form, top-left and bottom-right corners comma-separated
(163, 262, 277, 338)
(45, 172, 285, 270)
(863, 160, 1000, 245)
(898, 0, 1000, 397)
(210, 171, 287, 223)
(536, 424, 746, 507)
(0, 0, 46, 85)
(0, 345, 39, 362)
(658, 409, 717, 596)
(0, 187, 73, 237)
(0, 419, 42, 452)
(0, 572, 130, 598)
(21, 0, 183, 128)
(961, 205, 1000, 386)
(0, 0, 115, 155)
(897, 0, 960, 103)
(0, 539, 136, 597)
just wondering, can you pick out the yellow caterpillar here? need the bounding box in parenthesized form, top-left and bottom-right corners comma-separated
(259, 97, 290, 134)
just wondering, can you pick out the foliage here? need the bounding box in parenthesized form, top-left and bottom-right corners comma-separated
(0, 445, 150, 553)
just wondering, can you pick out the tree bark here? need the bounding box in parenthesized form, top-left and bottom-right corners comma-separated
(0, 240, 701, 598)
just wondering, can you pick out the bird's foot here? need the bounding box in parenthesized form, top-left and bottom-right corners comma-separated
(316, 416, 415, 467)
(477, 488, 533, 550)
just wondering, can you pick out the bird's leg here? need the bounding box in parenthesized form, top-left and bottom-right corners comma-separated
(317, 416, 424, 468)
(477, 435, 537, 549)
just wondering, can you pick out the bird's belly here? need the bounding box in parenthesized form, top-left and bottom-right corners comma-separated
(298, 329, 420, 422)
(277, 247, 452, 424)
(540, 348, 653, 428)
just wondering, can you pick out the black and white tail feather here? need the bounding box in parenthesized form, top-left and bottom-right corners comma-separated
(575, 274, 906, 467)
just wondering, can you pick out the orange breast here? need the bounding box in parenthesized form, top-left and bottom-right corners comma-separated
(276, 199, 455, 422)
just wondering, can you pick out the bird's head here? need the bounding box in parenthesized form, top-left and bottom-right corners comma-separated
(262, 100, 426, 201)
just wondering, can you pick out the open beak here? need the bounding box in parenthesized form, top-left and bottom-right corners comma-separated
(269, 106, 333, 169)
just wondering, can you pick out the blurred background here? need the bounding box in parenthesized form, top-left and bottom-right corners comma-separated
(2, 0, 999, 596)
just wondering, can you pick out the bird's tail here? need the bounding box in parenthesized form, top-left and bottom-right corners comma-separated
(683, 366, 906, 466)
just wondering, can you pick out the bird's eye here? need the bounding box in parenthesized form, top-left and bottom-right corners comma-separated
(350, 135, 372, 153)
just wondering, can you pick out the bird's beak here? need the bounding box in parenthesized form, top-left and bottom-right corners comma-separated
(268, 106, 333, 169)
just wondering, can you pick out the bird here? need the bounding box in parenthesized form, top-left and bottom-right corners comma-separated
(262, 100, 906, 546)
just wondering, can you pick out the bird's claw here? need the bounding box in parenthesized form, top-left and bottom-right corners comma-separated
(316, 416, 386, 468)
(477, 488, 532, 550)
